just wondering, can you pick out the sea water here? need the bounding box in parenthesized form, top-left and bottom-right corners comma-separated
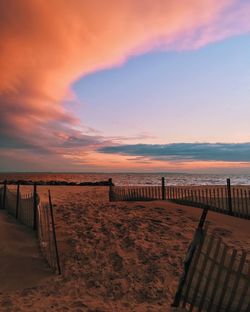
(0, 172, 250, 186)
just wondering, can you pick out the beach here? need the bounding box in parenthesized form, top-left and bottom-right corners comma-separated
(0, 186, 249, 311)
(1, 0, 250, 310)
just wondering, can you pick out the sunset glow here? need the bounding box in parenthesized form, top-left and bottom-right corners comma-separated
(1, 0, 250, 172)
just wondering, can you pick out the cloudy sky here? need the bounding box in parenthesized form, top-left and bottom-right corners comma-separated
(0, 0, 250, 172)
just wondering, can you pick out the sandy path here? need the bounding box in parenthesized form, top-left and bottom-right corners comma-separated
(0, 211, 52, 292)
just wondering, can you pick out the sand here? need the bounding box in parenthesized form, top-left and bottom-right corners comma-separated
(0, 186, 249, 311)
(0, 211, 52, 292)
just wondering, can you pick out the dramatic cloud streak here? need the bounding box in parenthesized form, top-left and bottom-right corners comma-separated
(99, 143, 250, 162)
(0, 0, 250, 169)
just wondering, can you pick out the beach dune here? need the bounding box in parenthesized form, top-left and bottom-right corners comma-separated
(0, 186, 249, 311)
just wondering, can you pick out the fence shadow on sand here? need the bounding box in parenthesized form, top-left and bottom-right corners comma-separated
(0, 183, 61, 274)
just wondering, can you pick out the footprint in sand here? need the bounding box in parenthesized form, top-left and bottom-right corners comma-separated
(133, 205, 145, 209)
(109, 252, 124, 272)
(121, 236, 135, 249)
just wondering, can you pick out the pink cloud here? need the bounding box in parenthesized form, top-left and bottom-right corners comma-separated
(0, 0, 249, 169)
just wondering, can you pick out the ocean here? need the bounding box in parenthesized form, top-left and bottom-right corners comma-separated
(0, 172, 250, 186)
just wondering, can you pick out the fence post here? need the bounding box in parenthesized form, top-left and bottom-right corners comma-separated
(33, 183, 37, 230)
(16, 182, 20, 218)
(48, 190, 61, 274)
(172, 206, 207, 307)
(227, 178, 232, 215)
(108, 178, 113, 201)
(161, 177, 166, 200)
(2, 180, 7, 210)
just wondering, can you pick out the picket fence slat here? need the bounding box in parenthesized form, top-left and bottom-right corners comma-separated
(173, 229, 250, 311)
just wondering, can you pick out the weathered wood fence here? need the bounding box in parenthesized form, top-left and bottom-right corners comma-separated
(37, 190, 61, 274)
(0, 181, 61, 274)
(109, 185, 163, 201)
(172, 226, 250, 311)
(5, 187, 35, 228)
(109, 178, 250, 219)
(167, 184, 250, 219)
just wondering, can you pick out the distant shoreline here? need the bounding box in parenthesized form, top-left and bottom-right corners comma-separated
(1, 173, 250, 186)
(0, 180, 113, 186)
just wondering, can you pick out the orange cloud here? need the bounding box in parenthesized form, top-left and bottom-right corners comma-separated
(0, 0, 250, 168)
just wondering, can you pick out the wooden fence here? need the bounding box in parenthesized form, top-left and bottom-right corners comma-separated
(109, 178, 250, 219)
(0, 183, 61, 274)
(167, 185, 250, 219)
(5, 187, 35, 228)
(172, 227, 250, 311)
(109, 185, 163, 201)
(0, 186, 3, 209)
(37, 191, 61, 274)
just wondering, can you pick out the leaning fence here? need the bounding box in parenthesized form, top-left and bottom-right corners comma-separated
(172, 227, 250, 311)
(37, 193, 61, 274)
(109, 179, 250, 220)
(0, 182, 61, 274)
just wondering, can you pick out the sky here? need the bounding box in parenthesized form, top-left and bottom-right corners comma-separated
(0, 0, 250, 173)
